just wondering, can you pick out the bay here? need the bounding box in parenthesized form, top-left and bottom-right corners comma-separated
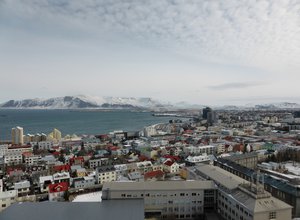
(0, 109, 177, 141)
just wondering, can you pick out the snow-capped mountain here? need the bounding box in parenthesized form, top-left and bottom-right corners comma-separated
(215, 102, 300, 110)
(0, 95, 171, 110)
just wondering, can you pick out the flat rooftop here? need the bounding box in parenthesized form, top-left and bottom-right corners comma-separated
(103, 180, 215, 191)
(0, 200, 144, 220)
(195, 164, 247, 190)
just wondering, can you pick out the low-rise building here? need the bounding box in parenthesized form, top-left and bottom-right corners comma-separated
(14, 181, 30, 196)
(163, 160, 180, 174)
(73, 177, 95, 189)
(48, 182, 68, 201)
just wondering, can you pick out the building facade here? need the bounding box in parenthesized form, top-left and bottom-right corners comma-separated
(102, 181, 216, 219)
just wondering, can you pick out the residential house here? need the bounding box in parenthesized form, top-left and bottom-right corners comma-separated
(48, 182, 69, 202)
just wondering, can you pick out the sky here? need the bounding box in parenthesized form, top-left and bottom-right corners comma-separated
(0, 0, 299, 105)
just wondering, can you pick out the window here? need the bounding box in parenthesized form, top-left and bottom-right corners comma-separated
(269, 212, 276, 219)
(2, 204, 6, 208)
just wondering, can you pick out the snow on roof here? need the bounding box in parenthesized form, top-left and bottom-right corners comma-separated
(72, 191, 102, 202)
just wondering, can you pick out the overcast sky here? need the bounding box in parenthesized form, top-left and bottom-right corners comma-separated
(0, 0, 299, 105)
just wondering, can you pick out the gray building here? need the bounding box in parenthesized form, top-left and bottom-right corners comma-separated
(102, 180, 216, 219)
(195, 164, 292, 220)
(0, 200, 144, 220)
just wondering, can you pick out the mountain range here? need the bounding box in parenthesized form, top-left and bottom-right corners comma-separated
(0, 95, 300, 110)
(0, 95, 174, 110)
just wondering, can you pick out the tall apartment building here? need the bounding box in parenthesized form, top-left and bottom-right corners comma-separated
(47, 128, 62, 142)
(11, 126, 24, 145)
(102, 180, 216, 219)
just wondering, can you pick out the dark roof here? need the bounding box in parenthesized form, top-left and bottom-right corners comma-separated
(216, 158, 298, 196)
(96, 165, 115, 173)
(0, 200, 144, 220)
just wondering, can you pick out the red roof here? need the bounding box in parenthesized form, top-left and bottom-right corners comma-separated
(22, 152, 33, 157)
(52, 151, 60, 156)
(139, 155, 149, 161)
(144, 170, 165, 179)
(53, 164, 71, 172)
(163, 155, 180, 161)
(9, 145, 31, 149)
(164, 160, 174, 166)
(49, 182, 69, 193)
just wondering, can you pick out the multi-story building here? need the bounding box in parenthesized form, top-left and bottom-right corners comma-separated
(7, 145, 32, 154)
(95, 165, 116, 184)
(0, 190, 17, 212)
(53, 172, 70, 184)
(225, 152, 259, 169)
(47, 128, 62, 142)
(88, 157, 109, 169)
(23, 152, 42, 165)
(73, 177, 95, 189)
(215, 158, 300, 217)
(0, 144, 8, 157)
(195, 164, 292, 220)
(11, 126, 24, 145)
(184, 145, 216, 156)
(37, 141, 54, 150)
(4, 152, 23, 165)
(14, 180, 30, 196)
(102, 180, 216, 219)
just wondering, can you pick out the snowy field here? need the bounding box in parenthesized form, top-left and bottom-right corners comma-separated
(72, 191, 102, 202)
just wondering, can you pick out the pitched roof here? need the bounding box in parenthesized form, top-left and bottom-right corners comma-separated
(164, 160, 174, 166)
(144, 170, 165, 179)
(49, 182, 69, 193)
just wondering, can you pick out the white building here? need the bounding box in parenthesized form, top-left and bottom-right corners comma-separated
(186, 154, 210, 164)
(23, 153, 42, 165)
(14, 180, 30, 196)
(39, 175, 54, 193)
(184, 145, 216, 156)
(37, 141, 54, 150)
(4, 152, 23, 165)
(0, 190, 17, 212)
(163, 160, 180, 174)
(11, 126, 24, 145)
(143, 126, 157, 137)
(0, 145, 8, 157)
(73, 177, 95, 189)
(89, 157, 109, 169)
(53, 172, 70, 184)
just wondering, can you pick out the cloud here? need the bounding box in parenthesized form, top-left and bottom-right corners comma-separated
(0, 0, 299, 104)
(208, 82, 265, 90)
(1, 0, 299, 72)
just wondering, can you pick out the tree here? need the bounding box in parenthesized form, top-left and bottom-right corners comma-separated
(63, 190, 70, 201)
(58, 153, 66, 163)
